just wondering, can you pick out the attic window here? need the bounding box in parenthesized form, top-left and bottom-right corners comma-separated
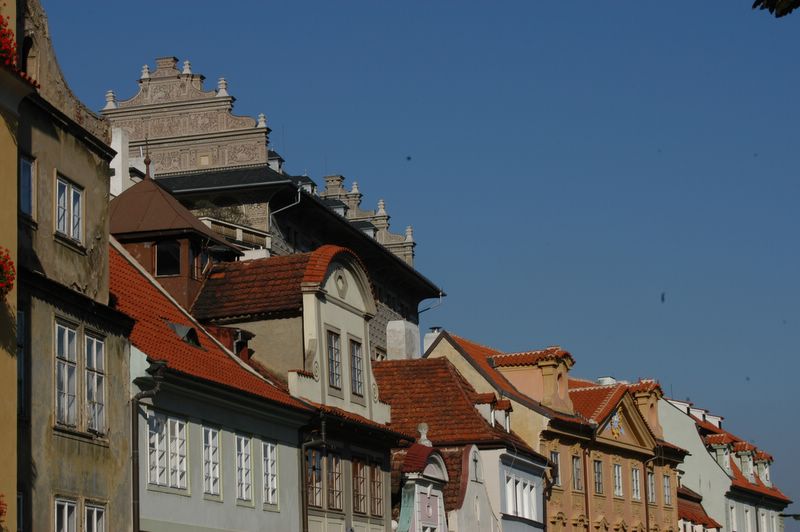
(166, 321, 201, 347)
(155, 240, 181, 276)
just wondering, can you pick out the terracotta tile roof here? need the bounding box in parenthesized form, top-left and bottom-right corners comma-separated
(315, 403, 413, 441)
(401, 443, 436, 473)
(656, 438, 689, 455)
(729, 456, 791, 504)
(109, 241, 309, 412)
(440, 446, 468, 512)
(690, 414, 726, 435)
(490, 346, 574, 367)
(568, 383, 629, 424)
(755, 450, 774, 462)
(568, 377, 599, 389)
(677, 486, 723, 529)
(444, 333, 589, 427)
(192, 245, 368, 321)
(495, 399, 512, 411)
(704, 433, 738, 446)
(372, 358, 541, 459)
(473, 392, 496, 405)
(732, 441, 756, 453)
(627, 379, 663, 396)
(109, 177, 235, 250)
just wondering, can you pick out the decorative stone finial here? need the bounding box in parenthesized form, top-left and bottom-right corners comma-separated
(103, 90, 117, 110)
(418, 423, 431, 447)
(405, 225, 414, 243)
(217, 77, 229, 97)
(351, 181, 360, 194)
(182, 60, 192, 75)
(376, 199, 387, 216)
(141, 64, 150, 79)
(257, 113, 267, 128)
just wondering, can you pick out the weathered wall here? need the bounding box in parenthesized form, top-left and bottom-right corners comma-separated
(245, 316, 304, 377)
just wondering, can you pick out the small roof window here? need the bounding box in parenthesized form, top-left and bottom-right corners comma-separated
(165, 321, 201, 347)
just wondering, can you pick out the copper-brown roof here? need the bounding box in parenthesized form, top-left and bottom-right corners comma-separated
(109, 177, 234, 250)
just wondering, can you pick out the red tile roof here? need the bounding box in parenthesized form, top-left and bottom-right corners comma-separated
(755, 450, 774, 462)
(490, 346, 574, 367)
(732, 441, 756, 453)
(401, 443, 437, 473)
(372, 358, 540, 459)
(109, 242, 309, 412)
(568, 377, 598, 389)
(444, 333, 589, 427)
(704, 433, 737, 446)
(192, 245, 369, 321)
(729, 456, 791, 504)
(627, 379, 663, 396)
(568, 383, 629, 424)
(473, 392, 496, 405)
(677, 486, 723, 529)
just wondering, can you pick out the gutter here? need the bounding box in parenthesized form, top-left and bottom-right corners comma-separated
(131, 362, 165, 532)
(167, 179, 294, 194)
(300, 413, 327, 532)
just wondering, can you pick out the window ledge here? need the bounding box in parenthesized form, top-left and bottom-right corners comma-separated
(501, 513, 543, 526)
(262, 503, 280, 513)
(147, 484, 191, 498)
(203, 493, 223, 504)
(236, 499, 256, 509)
(53, 425, 109, 447)
(54, 233, 87, 255)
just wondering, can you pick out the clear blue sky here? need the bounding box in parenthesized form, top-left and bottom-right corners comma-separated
(43, 0, 798, 520)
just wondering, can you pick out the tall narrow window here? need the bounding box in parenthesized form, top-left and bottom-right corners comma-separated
(55, 499, 76, 532)
(352, 457, 367, 513)
(169, 418, 188, 489)
(327, 331, 341, 389)
(85, 504, 105, 532)
(370, 462, 383, 517)
(550, 452, 561, 486)
(55, 322, 77, 426)
(147, 412, 187, 489)
(745, 509, 752, 532)
(85, 335, 105, 433)
(350, 339, 364, 396)
(203, 427, 220, 495)
(305, 449, 322, 508)
(593, 460, 604, 494)
(327, 453, 342, 510)
(56, 176, 82, 242)
(506, 475, 516, 515)
(263, 441, 278, 505)
(236, 435, 252, 501)
(148, 413, 168, 486)
(19, 156, 33, 216)
(663, 474, 672, 505)
(155, 240, 181, 276)
(572, 456, 583, 491)
(631, 467, 641, 501)
(730, 505, 737, 531)
(647, 471, 656, 503)
(613, 464, 623, 497)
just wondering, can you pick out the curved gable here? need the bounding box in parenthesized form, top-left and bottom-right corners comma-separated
(307, 245, 376, 316)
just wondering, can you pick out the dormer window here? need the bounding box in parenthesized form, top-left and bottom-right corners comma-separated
(155, 239, 181, 276)
(166, 322, 201, 347)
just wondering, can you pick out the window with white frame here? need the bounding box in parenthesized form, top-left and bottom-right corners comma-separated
(327, 453, 343, 510)
(327, 331, 341, 389)
(55, 498, 76, 532)
(631, 467, 641, 501)
(613, 463, 623, 497)
(745, 508, 753, 532)
(203, 427, 220, 495)
(730, 505, 737, 531)
(55, 322, 78, 426)
(647, 471, 656, 503)
(263, 441, 278, 505)
(663, 474, 672, 505)
(147, 412, 187, 489)
(352, 457, 367, 514)
(550, 452, 561, 486)
(85, 335, 105, 433)
(19, 155, 34, 216)
(236, 434, 252, 501)
(572, 455, 583, 491)
(56, 175, 82, 242)
(85, 504, 105, 532)
(370, 462, 383, 517)
(593, 460, 604, 495)
(504, 474, 538, 520)
(350, 339, 364, 396)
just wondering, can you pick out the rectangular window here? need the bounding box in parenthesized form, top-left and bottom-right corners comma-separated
(647, 471, 656, 504)
(550, 452, 561, 486)
(85, 336, 105, 433)
(55, 499, 76, 532)
(572, 456, 583, 491)
(56, 176, 82, 242)
(327, 331, 341, 389)
(236, 435, 252, 501)
(593, 460, 604, 494)
(730, 505, 737, 531)
(370, 462, 383, 516)
(155, 240, 181, 276)
(85, 504, 105, 532)
(203, 427, 220, 495)
(327, 453, 342, 510)
(350, 339, 364, 396)
(505, 475, 537, 520)
(352, 457, 367, 514)
(745, 509, 752, 532)
(613, 463, 623, 497)
(631, 467, 641, 501)
(305, 449, 323, 508)
(55, 322, 77, 426)
(20, 156, 33, 216)
(147, 412, 187, 489)
(663, 474, 671, 505)
(263, 441, 278, 505)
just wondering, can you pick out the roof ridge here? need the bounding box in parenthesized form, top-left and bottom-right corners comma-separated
(449, 332, 504, 355)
